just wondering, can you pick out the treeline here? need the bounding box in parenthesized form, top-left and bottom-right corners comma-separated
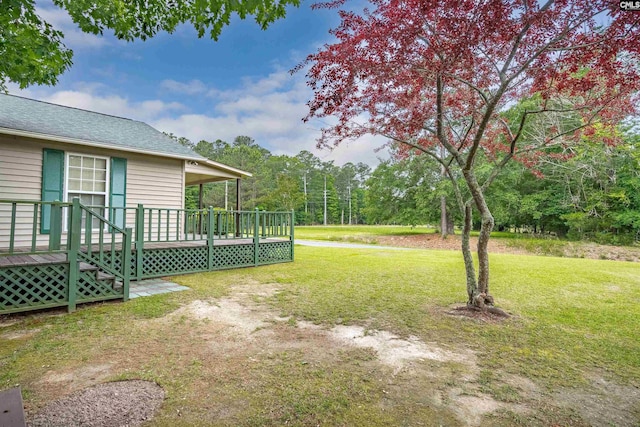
(366, 129, 640, 245)
(176, 135, 370, 225)
(174, 130, 640, 244)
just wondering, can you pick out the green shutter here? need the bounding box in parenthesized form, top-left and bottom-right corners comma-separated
(41, 149, 65, 234)
(110, 157, 127, 228)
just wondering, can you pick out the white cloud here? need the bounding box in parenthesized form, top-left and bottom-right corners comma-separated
(160, 79, 208, 95)
(36, 4, 110, 50)
(7, 68, 387, 167)
(152, 70, 387, 166)
(10, 84, 185, 123)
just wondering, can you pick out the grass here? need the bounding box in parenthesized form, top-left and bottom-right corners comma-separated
(1, 244, 640, 425)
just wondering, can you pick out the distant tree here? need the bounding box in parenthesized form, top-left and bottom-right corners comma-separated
(1, 0, 299, 91)
(302, 0, 640, 310)
(260, 174, 304, 211)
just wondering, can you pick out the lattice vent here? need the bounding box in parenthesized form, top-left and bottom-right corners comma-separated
(213, 244, 254, 269)
(142, 246, 208, 277)
(258, 242, 292, 264)
(0, 264, 69, 311)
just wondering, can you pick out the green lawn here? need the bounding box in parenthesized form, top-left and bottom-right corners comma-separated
(1, 245, 639, 426)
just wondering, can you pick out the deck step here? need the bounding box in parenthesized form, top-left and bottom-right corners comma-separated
(96, 271, 115, 281)
(79, 262, 98, 272)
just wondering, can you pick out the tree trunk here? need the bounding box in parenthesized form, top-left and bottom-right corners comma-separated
(462, 170, 495, 308)
(440, 195, 448, 238)
(446, 209, 455, 235)
(461, 204, 478, 303)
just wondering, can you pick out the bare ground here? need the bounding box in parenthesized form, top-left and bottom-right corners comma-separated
(375, 234, 640, 261)
(20, 281, 640, 426)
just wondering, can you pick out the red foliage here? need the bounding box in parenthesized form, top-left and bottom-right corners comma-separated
(301, 0, 640, 166)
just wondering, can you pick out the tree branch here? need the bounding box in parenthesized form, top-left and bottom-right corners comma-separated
(442, 73, 491, 105)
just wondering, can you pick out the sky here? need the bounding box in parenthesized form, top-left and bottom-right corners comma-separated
(8, 1, 389, 167)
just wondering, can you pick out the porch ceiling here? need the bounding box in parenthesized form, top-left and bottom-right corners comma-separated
(185, 159, 252, 186)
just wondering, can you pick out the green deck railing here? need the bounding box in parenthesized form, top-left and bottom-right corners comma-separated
(0, 199, 71, 255)
(131, 206, 294, 279)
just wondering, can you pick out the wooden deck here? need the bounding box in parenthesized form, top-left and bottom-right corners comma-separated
(0, 238, 289, 268)
(0, 252, 66, 266)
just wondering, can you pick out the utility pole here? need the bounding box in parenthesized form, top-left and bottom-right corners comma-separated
(348, 183, 352, 225)
(303, 173, 308, 214)
(323, 176, 327, 226)
(224, 181, 228, 211)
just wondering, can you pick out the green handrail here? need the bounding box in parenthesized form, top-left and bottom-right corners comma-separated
(74, 199, 132, 290)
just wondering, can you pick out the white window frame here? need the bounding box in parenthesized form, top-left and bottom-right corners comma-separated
(64, 152, 111, 231)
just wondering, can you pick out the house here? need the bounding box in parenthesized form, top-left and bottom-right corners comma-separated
(0, 94, 294, 314)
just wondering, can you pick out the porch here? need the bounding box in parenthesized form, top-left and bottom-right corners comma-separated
(0, 199, 294, 315)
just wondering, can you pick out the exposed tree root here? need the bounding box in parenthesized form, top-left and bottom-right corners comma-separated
(447, 304, 511, 322)
(464, 304, 510, 318)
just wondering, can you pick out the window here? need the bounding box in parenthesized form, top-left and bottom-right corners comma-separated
(41, 149, 126, 234)
(66, 154, 109, 229)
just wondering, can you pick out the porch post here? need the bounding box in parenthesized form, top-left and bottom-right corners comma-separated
(122, 228, 132, 301)
(253, 208, 260, 266)
(290, 209, 295, 261)
(207, 206, 214, 271)
(235, 179, 241, 237)
(135, 204, 145, 281)
(49, 201, 63, 251)
(198, 183, 204, 234)
(67, 198, 81, 313)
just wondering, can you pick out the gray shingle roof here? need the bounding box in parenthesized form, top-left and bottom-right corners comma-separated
(0, 94, 203, 159)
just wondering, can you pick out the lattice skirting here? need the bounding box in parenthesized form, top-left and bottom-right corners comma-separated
(258, 241, 292, 265)
(142, 246, 208, 278)
(0, 264, 69, 313)
(212, 244, 255, 270)
(0, 241, 293, 314)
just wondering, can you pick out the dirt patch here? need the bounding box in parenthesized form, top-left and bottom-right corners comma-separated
(323, 324, 474, 374)
(28, 380, 164, 427)
(0, 329, 40, 340)
(554, 376, 640, 427)
(162, 284, 640, 426)
(375, 233, 640, 261)
(153, 287, 521, 425)
(38, 364, 116, 394)
(376, 233, 529, 255)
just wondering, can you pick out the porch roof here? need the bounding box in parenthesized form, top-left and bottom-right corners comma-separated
(185, 159, 252, 185)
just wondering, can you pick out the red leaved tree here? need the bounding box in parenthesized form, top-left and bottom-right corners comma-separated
(300, 0, 640, 310)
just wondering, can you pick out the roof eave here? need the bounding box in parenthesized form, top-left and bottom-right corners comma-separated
(203, 159, 253, 177)
(0, 127, 205, 162)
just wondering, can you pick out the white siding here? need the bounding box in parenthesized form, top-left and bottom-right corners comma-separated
(0, 136, 42, 200)
(0, 135, 186, 249)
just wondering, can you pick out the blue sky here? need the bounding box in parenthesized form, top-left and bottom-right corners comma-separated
(9, 1, 387, 166)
